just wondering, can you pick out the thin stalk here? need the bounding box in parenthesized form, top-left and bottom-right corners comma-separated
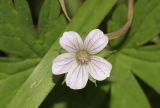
(59, 0, 71, 21)
(107, 0, 134, 40)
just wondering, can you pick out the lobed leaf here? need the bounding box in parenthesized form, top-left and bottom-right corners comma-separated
(122, 45, 160, 94)
(110, 53, 151, 108)
(0, 0, 41, 57)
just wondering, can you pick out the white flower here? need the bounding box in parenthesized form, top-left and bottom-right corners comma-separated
(52, 29, 112, 90)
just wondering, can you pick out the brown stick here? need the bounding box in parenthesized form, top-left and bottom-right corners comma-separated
(59, 0, 71, 21)
(107, 0, 134, 40)
(59, 0, 134, 40)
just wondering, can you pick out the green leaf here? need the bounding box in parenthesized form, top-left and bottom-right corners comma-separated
(0, 1, 42, 106)
(124, 0, 160, 47)
(0, 0, 41, 57)
(14, 0, 33, 28)
(39, 0, 61, 29)
(0, 36, 36, 57)
(0, 68, 32, 108)
(121, 45, 160, 94)
(0, 58, 40, 76)
(107, 3, 128, 48)
(109, 52, 151, 108)
(106, 45, 160, 108)
(0, 57, 40, 108)
(0, 0, 66, 107)
(65, 0, 83, 17)
(38, 0, 67, 53)
(7, 0, 117, 108)
(106, 1, 160, 108)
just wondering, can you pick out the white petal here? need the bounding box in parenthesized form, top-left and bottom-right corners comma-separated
(52, 53, 76, 75)
(84, 29, 108, 54)
(66, 63, 89, 90)
(88, 56, 112, 81)
(60, 31, 83, 52)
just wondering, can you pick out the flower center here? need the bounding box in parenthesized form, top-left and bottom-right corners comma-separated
(76, 50, 90, 64)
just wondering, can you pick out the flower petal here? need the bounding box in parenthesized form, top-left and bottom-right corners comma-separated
(88, 56, 112, 81)
(60, 31, 83, 52)
(66, 63, 89, 90)
(84, 29, 108, 54)
(52, 53, 76, 75)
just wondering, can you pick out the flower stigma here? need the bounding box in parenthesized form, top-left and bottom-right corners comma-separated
(76, 50, 90, 64)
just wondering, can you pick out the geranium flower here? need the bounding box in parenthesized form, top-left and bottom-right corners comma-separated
(52, 29, 112, 90)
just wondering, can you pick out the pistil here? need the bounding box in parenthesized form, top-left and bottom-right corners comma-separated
(76, 50, 90, 64)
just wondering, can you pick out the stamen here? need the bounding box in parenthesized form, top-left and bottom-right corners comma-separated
(76, 50, 90, 64)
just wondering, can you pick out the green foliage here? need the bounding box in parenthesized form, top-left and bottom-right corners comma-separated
(65, 0, 83, 17)
(124, 0, 160, 47)
(0, 0, 66, 107)
(108, 0, 160, 108)
(7, 0, 116, 108)
(0, 0, 160, 108)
